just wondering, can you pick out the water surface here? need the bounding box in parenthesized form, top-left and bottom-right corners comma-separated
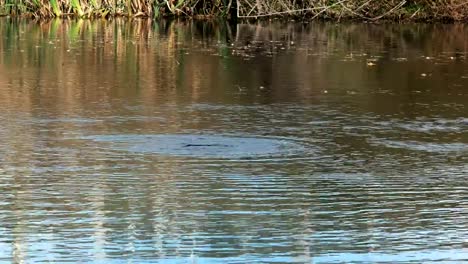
(0, 19, 467, 263)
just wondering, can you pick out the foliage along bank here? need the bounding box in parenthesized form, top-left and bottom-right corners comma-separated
(0, 0, 467, 21)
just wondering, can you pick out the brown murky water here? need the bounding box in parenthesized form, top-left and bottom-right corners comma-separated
(0, 18, 467, 263)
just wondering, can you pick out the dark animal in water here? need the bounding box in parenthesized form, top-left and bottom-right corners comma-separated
(184, 144, 231, 147)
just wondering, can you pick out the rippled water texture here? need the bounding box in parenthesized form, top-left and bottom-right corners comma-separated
(81, 134, 310, 161)
(0, 19, 467, 263)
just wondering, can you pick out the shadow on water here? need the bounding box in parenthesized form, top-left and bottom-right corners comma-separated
(0, 18, 467, 263)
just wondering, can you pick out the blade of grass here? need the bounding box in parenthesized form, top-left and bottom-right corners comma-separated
(70, 0, 84, 16)
(49, 0, 61, 16)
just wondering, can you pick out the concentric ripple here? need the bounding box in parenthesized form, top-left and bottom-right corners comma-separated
(82, 134, 313, 161)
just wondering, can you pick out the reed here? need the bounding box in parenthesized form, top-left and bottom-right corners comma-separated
(0, 0, 467, 21)
(50, 0, 61, 17)
(70, 0, 85, 17)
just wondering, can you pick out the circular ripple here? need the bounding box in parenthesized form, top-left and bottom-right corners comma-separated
(82, 134, 313, 161)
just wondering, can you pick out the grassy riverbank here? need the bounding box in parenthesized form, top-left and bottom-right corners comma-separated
(0, 0, 467, 21)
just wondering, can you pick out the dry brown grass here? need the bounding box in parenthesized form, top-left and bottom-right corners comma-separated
(237, 0, 468, 21)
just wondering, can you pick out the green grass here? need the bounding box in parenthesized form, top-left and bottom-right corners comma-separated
(70, 0, 84, 17)
(50, 0, 61, 17)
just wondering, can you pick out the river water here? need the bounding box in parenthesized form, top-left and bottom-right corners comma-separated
(0, 18, 467, 263)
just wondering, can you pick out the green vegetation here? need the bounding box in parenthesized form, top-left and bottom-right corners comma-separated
(0, 0, 467, 21)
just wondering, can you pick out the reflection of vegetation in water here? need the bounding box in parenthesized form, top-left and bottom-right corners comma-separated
(0, 19, 467, 264)
(0, 19, 467, 111)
